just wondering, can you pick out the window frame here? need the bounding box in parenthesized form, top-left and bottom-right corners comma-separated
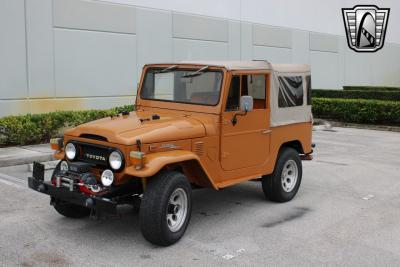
(140, 67, 224, 107)
(224, 72, 269, 112)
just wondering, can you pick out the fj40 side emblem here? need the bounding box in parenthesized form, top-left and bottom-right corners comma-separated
(342, 5, 390, 52)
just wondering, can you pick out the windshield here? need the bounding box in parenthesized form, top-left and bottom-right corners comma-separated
(140, 68, 223, 106)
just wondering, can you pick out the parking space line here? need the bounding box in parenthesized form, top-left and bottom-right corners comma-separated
(0, 173, 25, 190)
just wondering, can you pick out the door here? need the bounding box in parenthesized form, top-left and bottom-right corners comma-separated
(220, 73, 271, 171)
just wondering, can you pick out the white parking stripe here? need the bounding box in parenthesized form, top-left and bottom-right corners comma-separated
(0, 173, 25, 189)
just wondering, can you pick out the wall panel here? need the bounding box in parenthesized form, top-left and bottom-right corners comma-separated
(136, 8, 173, 81)
(26, 0, 55, 98)
(54, 0, 136, 34)
(173, 13, 228, 42)
(253, 24, 292, 48)
(54, 29, 137, 97)
(0, 0, 27, 99)
(173, 39, 228, 61)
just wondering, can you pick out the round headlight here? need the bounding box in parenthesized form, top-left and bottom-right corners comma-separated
(65, 143, 77, 160)
(101, 169, 114, 186)
(60, 161, 69, 171)
(109, 151, 123, 170)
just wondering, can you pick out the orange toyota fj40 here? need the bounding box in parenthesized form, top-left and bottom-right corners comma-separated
(29, 61, 313, 246)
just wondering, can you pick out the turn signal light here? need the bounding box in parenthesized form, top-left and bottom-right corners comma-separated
(130, 151, 145, 170)
(50, 138, 63, 151)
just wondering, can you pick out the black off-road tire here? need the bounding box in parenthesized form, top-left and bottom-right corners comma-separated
(53, 201, 91, 218)
(262, 147, 302, 202)
(140, 171, 192, 246)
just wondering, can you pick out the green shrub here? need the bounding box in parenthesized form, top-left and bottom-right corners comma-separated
(2, 99, 400, 146)
(312, 98, 400, 126)
(0, 105, 134, 146)
(343, 86, 400, 92)
(312, 89, 400, 101)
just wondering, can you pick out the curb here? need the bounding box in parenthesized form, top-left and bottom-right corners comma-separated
(0, 154, 54, 168)
(0, 143, 54, 168)
(314, 119, 400, 133)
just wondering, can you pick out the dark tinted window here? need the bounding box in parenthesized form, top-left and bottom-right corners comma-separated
(306, 75, 312, 105)
(278, 76, 303, 107)
(225, 76, 240, 111)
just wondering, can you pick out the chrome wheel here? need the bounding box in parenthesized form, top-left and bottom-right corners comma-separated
(281, 159, 298, 192)
(166, 188, 188, 232)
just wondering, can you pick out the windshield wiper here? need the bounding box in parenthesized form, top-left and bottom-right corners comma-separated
(182, 66, 209, 78)
(156, 65, 178, 73)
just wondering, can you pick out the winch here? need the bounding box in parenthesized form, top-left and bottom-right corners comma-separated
(51, 161, 104, 195)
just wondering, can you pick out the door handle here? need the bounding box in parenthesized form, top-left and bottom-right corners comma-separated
(261, 129, 272, 134)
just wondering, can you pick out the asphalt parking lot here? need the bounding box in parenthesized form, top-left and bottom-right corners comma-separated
(1, 127, 400, 266)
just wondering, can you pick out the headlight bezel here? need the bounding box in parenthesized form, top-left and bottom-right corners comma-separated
(109, 150, 124, 171)
(65, 142, 77, 160)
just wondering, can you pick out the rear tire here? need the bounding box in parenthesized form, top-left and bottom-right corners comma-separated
(262, 147, 302, 202)
(53, 201, 91, 218)
(140, 171, 192, 246)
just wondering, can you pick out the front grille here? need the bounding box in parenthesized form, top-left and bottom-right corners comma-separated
(79, 144, 110, 166)
(71, 141, 124, 171)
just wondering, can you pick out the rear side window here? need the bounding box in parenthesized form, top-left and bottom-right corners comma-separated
(306, 75, 312, 105)
(278, 76, 303, 108)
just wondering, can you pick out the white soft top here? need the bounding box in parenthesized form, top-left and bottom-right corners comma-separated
(179, 61, 312, 127)
(179, 60, 310, 73)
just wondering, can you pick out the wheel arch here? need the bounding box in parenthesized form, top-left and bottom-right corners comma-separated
(279, 140, 305, 154)
(125, 150, 218, 189)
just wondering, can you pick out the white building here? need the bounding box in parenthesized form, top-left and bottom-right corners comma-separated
(1, 0, 399, 116)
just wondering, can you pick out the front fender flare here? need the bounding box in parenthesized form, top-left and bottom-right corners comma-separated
(125, 150, 217, 188)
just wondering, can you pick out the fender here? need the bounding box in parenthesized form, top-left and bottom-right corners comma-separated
(125, 150, 217, 189)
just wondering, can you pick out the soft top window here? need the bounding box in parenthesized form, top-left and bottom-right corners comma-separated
(278, 76, 303, 108)
(306, 75, 312, 105)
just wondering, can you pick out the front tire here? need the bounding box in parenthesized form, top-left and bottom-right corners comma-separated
(262, 147, 302, 202)
(53, 201, 91, 218)
(140, 171, 192, 246)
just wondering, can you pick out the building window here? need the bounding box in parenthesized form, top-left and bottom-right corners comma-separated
(278, 76, 303, 107)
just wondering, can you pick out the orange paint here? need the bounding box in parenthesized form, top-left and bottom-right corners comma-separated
(57, 62, 312, 189)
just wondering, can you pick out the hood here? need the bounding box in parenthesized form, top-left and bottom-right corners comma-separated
(64, 111, 206, 145)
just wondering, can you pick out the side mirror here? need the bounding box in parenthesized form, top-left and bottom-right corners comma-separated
(232, 96, 254, 126)
(240, 95, 254, 112)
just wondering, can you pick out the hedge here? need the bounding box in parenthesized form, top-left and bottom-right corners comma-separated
(312, 98, 400, 126)
(343, 86, 400, 92)
(1, 99, 400, 146)
(0, 105, 134, 146)
(312, 89, 400, 101)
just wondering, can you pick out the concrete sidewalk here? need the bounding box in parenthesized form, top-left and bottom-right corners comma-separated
(0, 143, 53, 167)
